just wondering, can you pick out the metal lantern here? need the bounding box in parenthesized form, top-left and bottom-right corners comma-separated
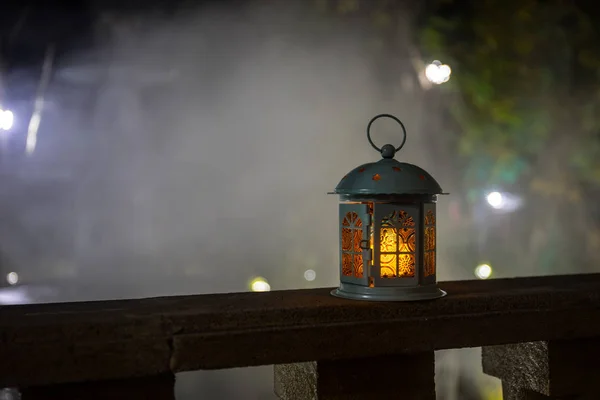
(330, 114, 448, 301)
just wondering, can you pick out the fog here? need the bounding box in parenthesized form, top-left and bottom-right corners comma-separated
(2, 2, 500, 399)
(42, 1, 458, 298)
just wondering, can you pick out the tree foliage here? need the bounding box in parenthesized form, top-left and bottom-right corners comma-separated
(418, 0, 600, 271)
(419, 0, 600, 195)
(314, 0, 600, 272)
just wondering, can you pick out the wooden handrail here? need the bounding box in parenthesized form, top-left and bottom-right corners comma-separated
(2, 273, 600, 388)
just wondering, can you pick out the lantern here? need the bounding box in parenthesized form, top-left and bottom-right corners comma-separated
(330, 114, 447, 301)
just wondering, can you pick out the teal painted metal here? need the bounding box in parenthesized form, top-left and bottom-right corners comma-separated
(334, 159, 444, 196)
(331, 114, 447, 302)
(331, 282, 446, 302)
(338, 203, 371, 287)
(331, 114, 445, 197)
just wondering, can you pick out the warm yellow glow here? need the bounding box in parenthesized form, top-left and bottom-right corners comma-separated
(475, 264, 493, 279)
(341, 211, 364, 278)
(424, 210, 436, 277)
(380, 253, 397, 277)
(249, 277, 271, 292)
(380, 225, 398, 277)
(398, 253, 415, 276)
(368, 210, 416, 279)
(340, 205, 426, 282)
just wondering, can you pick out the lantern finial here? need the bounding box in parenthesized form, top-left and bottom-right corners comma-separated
(366, 114, 407, 159)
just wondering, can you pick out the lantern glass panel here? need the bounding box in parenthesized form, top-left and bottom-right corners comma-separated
(379, 209, 416, 277)
(339, 203, 370, 286)
(422, 203, 437, 282)
(372, 203, 419, 287)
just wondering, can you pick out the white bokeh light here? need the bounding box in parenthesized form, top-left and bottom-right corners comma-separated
(304, 269, 316, 281)
(0, 109, 14, 131)
(486, 191, 504, 209)
(425, 60, 452, 84)
(475, 264, 492, 280)
(6, 272, 19, 285)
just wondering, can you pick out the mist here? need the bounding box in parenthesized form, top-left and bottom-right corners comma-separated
(2, 2, 490, 399)
(36, 1, 454, 297)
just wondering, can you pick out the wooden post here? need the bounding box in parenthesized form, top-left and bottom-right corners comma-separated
(274, 352, 435, 400)
(20, 374, 175, 400)
(483, 339, 600, 399)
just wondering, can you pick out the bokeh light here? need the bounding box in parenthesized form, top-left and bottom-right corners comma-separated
(475, 264, 492, 280)
(425, 60, 452, 84)
(249, 277, 271, 292)
(6, 272, 19, 286)
(304, 269, 316, 281)
(486, 192, 504, 209)
(0, 109, 14, 131)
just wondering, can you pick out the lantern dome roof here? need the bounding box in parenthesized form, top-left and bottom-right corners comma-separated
(333, 158, 443, 195)
(331, 114, 445, 196)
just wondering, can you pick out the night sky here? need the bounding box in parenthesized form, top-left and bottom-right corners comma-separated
(0, 0, 282, 73)
(3, 0, 600, 67)
(0, 0, 205, 67)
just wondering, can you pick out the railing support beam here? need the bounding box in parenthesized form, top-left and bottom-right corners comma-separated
(19, 373, 175, 400)
(483, 339, 600, 399)
(274, 352, 435, 400)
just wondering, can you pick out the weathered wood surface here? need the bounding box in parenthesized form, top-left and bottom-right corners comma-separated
(3, 274, 600, 387)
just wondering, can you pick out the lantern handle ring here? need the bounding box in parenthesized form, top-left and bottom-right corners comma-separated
(366, 114, 407, 155)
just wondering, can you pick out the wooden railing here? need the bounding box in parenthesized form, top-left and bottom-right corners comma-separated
(3, 273, 600, 399)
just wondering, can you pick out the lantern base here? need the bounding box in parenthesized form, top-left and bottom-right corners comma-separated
(331, 282, 447, 302)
